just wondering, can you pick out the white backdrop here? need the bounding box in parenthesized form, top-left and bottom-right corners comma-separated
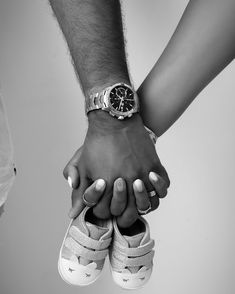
(0, 1, 234, 294)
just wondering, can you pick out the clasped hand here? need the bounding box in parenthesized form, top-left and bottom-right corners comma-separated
(63, 111, 169, 228)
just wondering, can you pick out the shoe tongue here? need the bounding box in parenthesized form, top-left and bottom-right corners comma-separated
(123, 232, 145, 248)
(70, 208, 111, 268)
(86, 222, 109, 240)
(72, 208, 110, 240)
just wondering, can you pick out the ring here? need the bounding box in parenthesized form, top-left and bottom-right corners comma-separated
(148, 190, 157, 198)
(137, 202, 152, 215)
(82, 193, 97, 207)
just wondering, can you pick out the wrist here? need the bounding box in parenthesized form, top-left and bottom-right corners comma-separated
(88, 110, 143, 131)
(85, 76, 131, 98)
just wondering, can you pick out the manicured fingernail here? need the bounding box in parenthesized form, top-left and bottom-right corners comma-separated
(134, 179, 144, 192)
(68, 176, 73, 188)
(149, 172, 158, 182)
(95, 179, 106, 191)
(117, 178, 124, 192)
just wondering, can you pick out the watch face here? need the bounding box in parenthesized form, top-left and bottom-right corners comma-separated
(109, 85, 135, 113)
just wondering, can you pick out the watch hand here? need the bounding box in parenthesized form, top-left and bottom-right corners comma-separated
(118, 98, 123, 110)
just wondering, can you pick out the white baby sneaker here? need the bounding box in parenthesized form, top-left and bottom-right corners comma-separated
(109, 216, 155, 290)
(58, 206, 113, 286)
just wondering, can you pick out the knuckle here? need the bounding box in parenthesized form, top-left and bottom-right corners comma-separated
(125, 167, 146, 182)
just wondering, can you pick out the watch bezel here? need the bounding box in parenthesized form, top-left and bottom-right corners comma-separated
(103, 83, 139, 119)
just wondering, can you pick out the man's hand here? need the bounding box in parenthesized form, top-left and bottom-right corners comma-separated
(64, 110, 169, 227)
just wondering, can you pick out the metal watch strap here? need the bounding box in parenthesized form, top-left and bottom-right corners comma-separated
(86, 89, 107, 114)
(85, 83, 139, 118)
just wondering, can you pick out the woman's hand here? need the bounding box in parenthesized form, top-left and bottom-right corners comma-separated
(67, 173, 169, 228)
(63, 117, 170, 228)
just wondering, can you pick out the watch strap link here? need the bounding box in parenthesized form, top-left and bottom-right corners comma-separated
(86, 90, 107, 114)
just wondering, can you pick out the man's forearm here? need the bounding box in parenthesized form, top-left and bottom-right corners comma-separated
(49, 0, 130, 98)
(138, 0, 235, 137)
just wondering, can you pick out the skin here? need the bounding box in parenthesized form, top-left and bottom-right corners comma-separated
(64, 113, 169, 227)
(49, 0, 169, 227)
(65, 0, 235, 221)
(138, 0, 235, 136)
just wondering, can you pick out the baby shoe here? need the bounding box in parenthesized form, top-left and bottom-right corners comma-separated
(109, 216, 155, 290)
(58, 206, 113, 286)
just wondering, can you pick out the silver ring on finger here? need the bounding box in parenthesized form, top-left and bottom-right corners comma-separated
(148, 190, 157, 198)
(82, 193, 97, 207)
(137, 202, 152, 215)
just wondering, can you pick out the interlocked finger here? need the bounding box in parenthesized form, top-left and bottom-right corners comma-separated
(133, 179, 152, 215)
(149, 172, 168, 198)
(110, 178, 127, 216)
(82, 179, 106, 207)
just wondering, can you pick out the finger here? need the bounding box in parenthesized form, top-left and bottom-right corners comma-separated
(68, 176, 90, 219)
(110, 178, 127, 216)
(63, 147, 83, 188)
(133, 179, 151, 214)
(133, 178, 160, 212)
(149, 194, 160, 212)
(82, 179, 106, 206)
(141, 174, 154, 193)
(149, 171, 168, 198)
(67, 165, 80, 189)
(116, 182, 138, 228)
(158, 165, 170, 188)
(92, 182, 112, 219)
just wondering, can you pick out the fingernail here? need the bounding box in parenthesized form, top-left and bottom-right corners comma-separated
(95, 179, 106, 191)
(117, 178, 124, 192)
(149, 172, 158, 182)
(68, 176, 73, 189)
(134, 179, 144, 192)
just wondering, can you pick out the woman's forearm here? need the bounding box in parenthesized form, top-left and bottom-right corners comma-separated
(138, 0, 235, 137)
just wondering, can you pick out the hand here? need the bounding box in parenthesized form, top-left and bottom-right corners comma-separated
(73, 172, 168, 227)
(63, 110, 169, 227)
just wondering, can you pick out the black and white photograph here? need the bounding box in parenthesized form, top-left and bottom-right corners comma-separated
(0, 1, 234, 293)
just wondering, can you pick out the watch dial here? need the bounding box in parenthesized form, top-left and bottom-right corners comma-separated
(109, 85, 135, 112)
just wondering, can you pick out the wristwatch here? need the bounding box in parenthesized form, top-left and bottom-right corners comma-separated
(86, 82, 139, 120)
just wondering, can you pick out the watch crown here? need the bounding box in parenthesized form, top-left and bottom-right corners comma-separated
(118, 116, 124, 120)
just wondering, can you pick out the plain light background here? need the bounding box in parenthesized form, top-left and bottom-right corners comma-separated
(0, 0, 235, 294)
